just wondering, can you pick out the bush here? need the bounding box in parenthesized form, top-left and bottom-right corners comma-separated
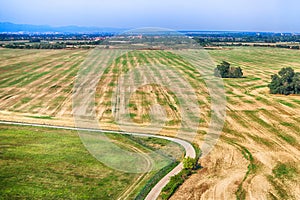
(269, 67, 300, 95)
(134, 161, 179, 200)
(214, 61, 243, 78)
(160, 169, 192, 200)
(160, 157, 198, 200)
(183, 157, 197, 170)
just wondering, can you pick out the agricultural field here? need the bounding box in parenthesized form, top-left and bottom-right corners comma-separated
(172, 47, 300, 200)
(0, 124, 184, 199)
(0, 46, 299, 199)
(0, 48, 89, 125)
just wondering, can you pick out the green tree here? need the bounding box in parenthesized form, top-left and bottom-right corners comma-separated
(293, 73, 300, 94)
(279, 67, 295, 83)
(269, 67, 300, 95)
(214, 61, 230, 77)
(214, 61, 243, 78)
(183, 157, 197, 170)
(231, 66, 243, 78)
(269, 74, 281, 94)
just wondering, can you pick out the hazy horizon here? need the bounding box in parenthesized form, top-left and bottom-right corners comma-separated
(0, 0, 299, 32)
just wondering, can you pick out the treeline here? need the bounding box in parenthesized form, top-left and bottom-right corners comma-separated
(206, 42, 300, 49)
(64, 40, 103, 45)
(269, 67, 300, 95)
(214, 61, 243, 78)
(0, 41, 103, 49)
(1, 42, 66, 49)
(193, 32, 300, 46)
(0, 33, 111, 41)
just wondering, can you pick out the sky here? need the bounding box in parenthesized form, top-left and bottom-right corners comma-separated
(0, 0, 299, 32)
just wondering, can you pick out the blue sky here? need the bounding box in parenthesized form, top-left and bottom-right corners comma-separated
(0, 0, 299, 32)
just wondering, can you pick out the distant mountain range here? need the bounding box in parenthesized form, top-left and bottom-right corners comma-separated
(0, 22, 127, 33)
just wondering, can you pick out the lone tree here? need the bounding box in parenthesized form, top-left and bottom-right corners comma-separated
(214, 61, 243, 78)
(183, 157, 197, 170)
(269, 67, 300, 95)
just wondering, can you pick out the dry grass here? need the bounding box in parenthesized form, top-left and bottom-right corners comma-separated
(171, 47, 300, 200)
(0, 47, 299, 199)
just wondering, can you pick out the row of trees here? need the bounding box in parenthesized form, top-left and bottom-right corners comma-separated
(269, 67, 300, 95)
(1, 41, 103, 49)
(2, 42, 66, 49)
(214, 61, 243, 78)
(193, 33, 300, 46)
(211, 42, 300, 49)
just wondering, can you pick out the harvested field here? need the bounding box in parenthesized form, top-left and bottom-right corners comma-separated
(0, 47, 299, 199)
(0, 49, 88, 118)
(171, 47, 300, 200)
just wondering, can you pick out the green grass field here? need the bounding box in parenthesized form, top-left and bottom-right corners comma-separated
(0, 124, 184, 199)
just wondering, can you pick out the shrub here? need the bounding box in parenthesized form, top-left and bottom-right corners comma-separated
(161, 157, 198, 200)
(160, 169, 191, 200)
(183, 157, 197, 170)
(134, 161, 179, 200)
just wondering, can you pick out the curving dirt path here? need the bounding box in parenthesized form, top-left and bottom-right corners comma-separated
(0, 120, 196, 200)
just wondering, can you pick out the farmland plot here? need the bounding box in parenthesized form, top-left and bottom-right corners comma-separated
(171, 47, 300, 200)
(0, 47, 299, 199)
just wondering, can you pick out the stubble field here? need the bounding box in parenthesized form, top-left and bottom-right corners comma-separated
(0, 47, 299, 199)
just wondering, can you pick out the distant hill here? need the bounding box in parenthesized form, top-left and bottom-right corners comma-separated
(0, 22, 126, 33)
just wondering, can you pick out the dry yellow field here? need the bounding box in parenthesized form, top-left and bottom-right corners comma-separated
(0, 47, 299, 199)
(172, 47, 300, 200)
